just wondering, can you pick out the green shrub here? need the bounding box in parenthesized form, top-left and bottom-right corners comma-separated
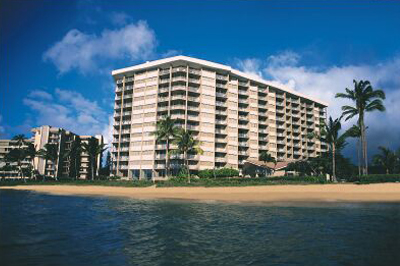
(351, 174, 400, 184)
(197, 168, 239, 178)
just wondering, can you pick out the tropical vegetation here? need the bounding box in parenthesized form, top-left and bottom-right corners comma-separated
(335, 80, 386, 175)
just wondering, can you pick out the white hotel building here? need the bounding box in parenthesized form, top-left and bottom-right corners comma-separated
(111, 56, 328, 179)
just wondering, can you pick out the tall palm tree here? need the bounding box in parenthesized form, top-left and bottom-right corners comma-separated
(344, 125, 362, 176)
(321, 116, 348, 182)
(82, 137, 106, 180)
(12, 134, 27, 149)
(24, 143, 38, 180)
(38, 143, 59, 181)
(259, 151, 276, 175)
(152, 116, 179, 177)
(173, 129, 203, 183)
(336, 80, 385, 175)
(64, 137, 82, 180)
(373, 146, 397, 174)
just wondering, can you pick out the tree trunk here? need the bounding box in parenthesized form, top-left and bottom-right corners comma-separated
(53, 161, 58, 181)
(356, 138, 361, 176)
(91, 158, 95, 181)
(19, 163, 25, 183)
(364, 124, 368, 175)
(359, 116, 366, 176)
(31, 160, 35, 180)
(185, 151, 190, 183)
(332, 145, 337, 182)
(166, 139, 170, 178)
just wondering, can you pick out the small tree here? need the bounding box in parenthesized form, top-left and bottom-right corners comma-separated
(373, 146, 397, 174)
(259, 151, 276, 176)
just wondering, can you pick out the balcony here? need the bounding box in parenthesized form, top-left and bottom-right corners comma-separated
(171, 85, 186, 91)
(239, 142, 248, 147)
(188, 69, 201, 75)
(238, 133, 248, 138)
(188, 78, 200, 84)
(216, 92, 227, 98)
(187, 124, 199, 131)
(216, 101, 226, 107)
(216, 119, 226, 125)
(159, 69, 170, 75)
(172, 76, 186, 82)
(215, 128, 227, 134)
(238, 124, 248, 129)
(188, 86, 199, 93)
(216, 83, 226, 89)
(216, 74, 228, 81)
(238, 150, 247, 155)
(159, 79, 170, 84)
(215, 157, 226, 163)
(170, 95, 186, 101)
(238, 81, 248, 87)
(215, 146, 227, 153)
(159, 87, 169, 93)
(259, 129, 268, 134)
(172, 66, 187, 73)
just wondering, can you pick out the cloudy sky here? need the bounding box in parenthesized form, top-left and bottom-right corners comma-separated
(1, 0, 399, 161)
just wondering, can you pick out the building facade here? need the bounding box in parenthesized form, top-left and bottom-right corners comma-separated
(0, 139, 32, 178)
(32, 125, 104, 179)
(111, 56, 328, 179)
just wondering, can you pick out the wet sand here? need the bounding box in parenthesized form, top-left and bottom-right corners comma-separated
(2, 183, 400, 202)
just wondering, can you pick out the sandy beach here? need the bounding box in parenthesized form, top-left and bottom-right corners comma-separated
(2, 183, 400, 202)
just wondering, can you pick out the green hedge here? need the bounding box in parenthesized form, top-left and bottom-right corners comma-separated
(345, 174, 400, 184)
(197, 168, 239, 178)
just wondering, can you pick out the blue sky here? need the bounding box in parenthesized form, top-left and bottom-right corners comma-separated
(1, 0, 400, 160)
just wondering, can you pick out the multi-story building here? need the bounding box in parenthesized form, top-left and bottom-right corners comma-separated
(32, 125, 104, 179)
(111, 56, 328, 179)
(0, 139, 32, 178)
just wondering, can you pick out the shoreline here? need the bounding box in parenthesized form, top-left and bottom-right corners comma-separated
(2, 183, 400, 203)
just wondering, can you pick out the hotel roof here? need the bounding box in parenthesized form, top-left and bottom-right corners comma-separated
(112, 55, 328, 106)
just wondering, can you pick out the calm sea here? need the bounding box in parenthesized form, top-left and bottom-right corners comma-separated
(0, 189, 399, 266)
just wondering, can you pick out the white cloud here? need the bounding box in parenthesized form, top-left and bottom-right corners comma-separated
(110, 11, 131, 26)
(23, 89, 111, 143)
(235, 52, 400, 157)
(28, 90, 53, 101)
(234, 58, 263, 79)
(0, 115, 5, 136)
(43, 21, 156, 74)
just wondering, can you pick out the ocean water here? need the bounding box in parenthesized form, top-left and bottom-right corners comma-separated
(0, 190, 399, 266)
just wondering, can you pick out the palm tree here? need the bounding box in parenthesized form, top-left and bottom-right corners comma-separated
(344, 125, 362, 176)
(336, 80, 386, 175)
(82, 137, 106, 180)
(37, 144, 59, 181)
(24, 143, 38, 180)
(4, 148, 27, 182)
(373, 146, 397, 174)
(173, 129, 203, 183)
(259, 151, 276, 175)
(12, 134, 27, 149)
(64, 137, 82, 180)
(152, 116, 179, 178)
(321, 116, 348, 182)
